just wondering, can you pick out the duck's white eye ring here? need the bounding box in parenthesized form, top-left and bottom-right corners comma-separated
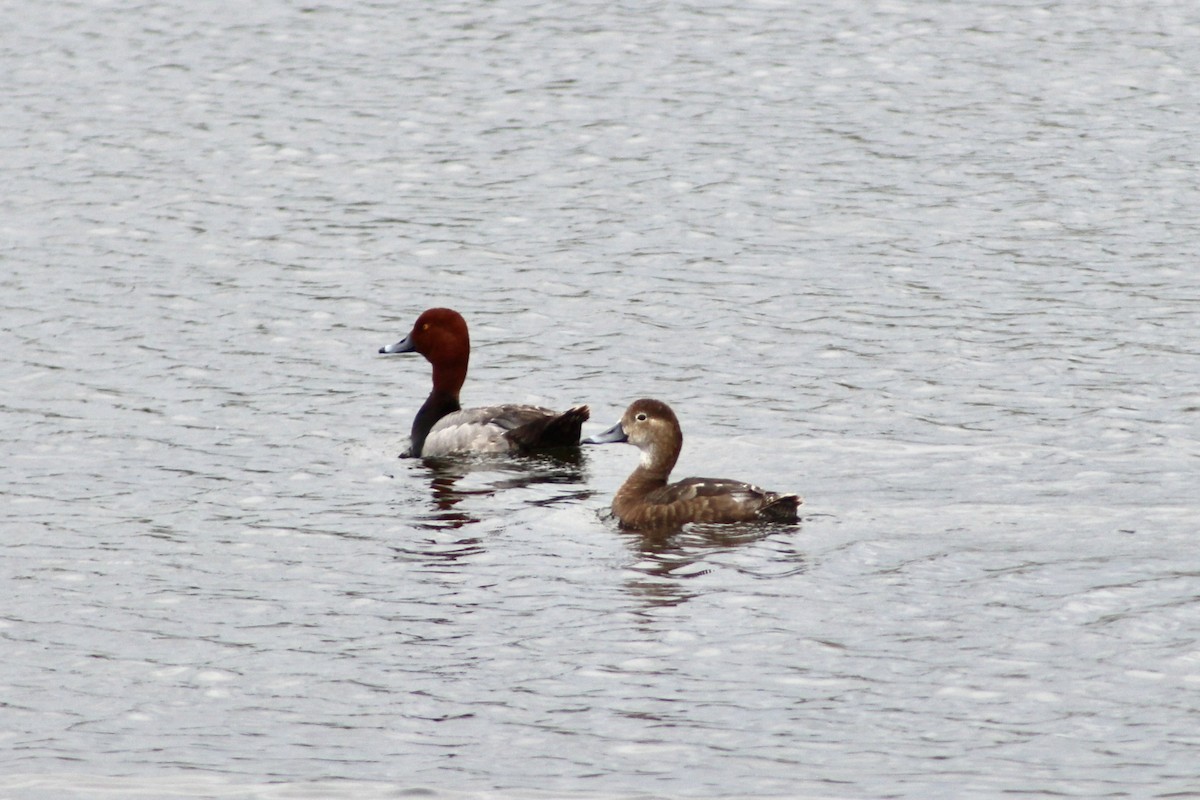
(635, 412, 648, 421)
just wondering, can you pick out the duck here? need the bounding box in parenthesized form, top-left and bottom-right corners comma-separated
(584, 398, 801, 530)
(379, 308, 589, 458)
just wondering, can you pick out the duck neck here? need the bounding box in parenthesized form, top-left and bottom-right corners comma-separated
(411, 389, 461, 456)
(412, 354, 466, 456)
(431, 356, 467, 400)
(623, 436, 680, 490)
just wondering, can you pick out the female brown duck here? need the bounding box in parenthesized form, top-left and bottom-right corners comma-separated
(585, 398, 801, 530)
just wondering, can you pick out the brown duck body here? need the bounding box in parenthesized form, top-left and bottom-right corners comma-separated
(379, 308, 588, 458)
(586, 398, 801, 530)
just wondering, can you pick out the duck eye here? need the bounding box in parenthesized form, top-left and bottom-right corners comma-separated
(635, 412, 648, 421)
(422, 323, 429, 331)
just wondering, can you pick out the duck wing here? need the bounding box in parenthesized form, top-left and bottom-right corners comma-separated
(423, 404, 589, 456)
(502, 404, 589, 451)
(653, 477, 802, 523)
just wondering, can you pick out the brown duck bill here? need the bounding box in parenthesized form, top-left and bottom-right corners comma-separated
(582, 421, 628, 445)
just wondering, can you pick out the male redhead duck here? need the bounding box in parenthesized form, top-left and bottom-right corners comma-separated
(584, 398, 801, 530)
(379, 308, 589, 458)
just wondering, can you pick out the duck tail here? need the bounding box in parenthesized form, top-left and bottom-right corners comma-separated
(758, 493, 803, 522)
(507, 405, 591, 451)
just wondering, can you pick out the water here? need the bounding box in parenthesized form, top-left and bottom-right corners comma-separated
(4, 0, 1200, 797)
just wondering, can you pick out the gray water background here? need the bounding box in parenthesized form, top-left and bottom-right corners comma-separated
(3, 0, 1200, 797)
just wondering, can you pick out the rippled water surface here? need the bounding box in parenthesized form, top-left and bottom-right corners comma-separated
(4, 1, 1200, 798)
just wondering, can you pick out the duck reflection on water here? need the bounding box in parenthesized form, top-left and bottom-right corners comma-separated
(620, 520, 809, 611)
(385, 449, 592, 566)
(412, 447, 591, 533)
